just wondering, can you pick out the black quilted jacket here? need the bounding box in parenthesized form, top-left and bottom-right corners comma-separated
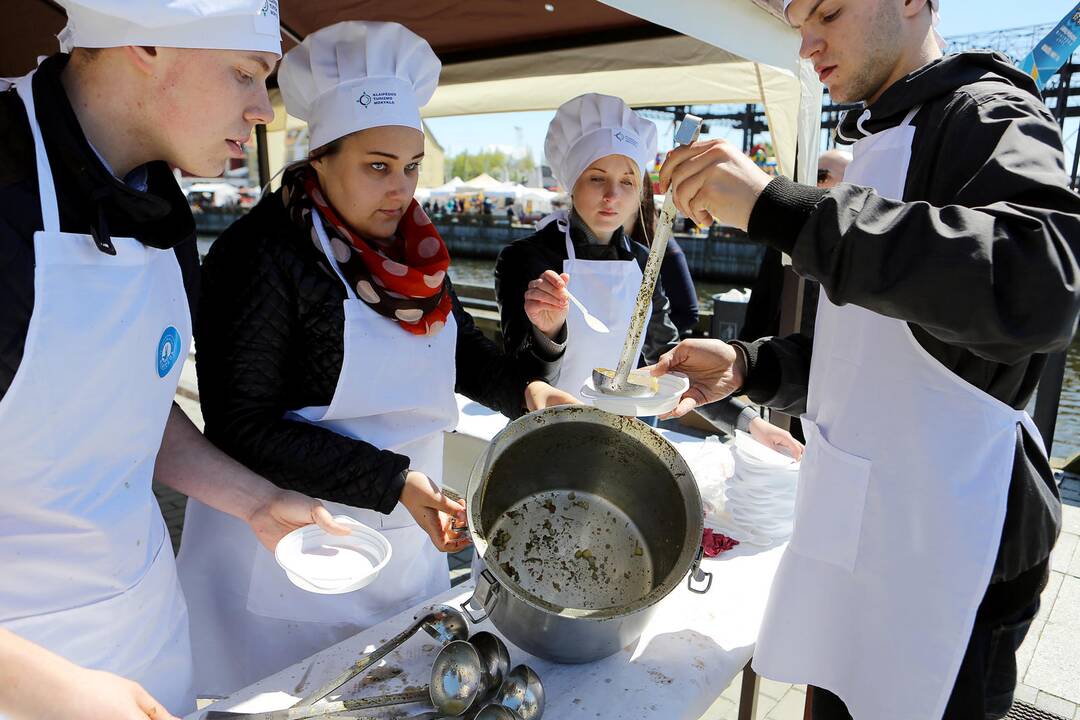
(196, 189, 561, 514)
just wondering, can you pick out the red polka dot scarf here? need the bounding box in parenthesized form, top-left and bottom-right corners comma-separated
(282, 164, 453, 336)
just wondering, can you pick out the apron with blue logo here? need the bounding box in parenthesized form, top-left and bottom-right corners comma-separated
(0, 70, 194, 716)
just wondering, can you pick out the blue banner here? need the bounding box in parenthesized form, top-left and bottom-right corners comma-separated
(1021, 3, 1080, 91)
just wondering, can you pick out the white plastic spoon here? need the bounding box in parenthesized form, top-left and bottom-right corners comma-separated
(566, 289, 609, 334)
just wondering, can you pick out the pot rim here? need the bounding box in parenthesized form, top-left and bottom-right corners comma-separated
(465, 405, 705, 621)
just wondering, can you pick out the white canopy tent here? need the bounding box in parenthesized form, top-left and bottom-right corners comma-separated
(418, 177, 561, 215)
(423, 1, 821, 185)
(459, 173, 507, 192)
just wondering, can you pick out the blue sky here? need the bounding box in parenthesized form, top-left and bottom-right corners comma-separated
(425, 1, 1073, 164)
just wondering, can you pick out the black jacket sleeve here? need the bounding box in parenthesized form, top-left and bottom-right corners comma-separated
(732, 334, 815, 416)
(660, 239, 700, 338)
(196, 231, 409, 514)
(696, 396, 760, 436)
(451, 283, 559, 419)
(749, 89, 1080, 366)
(494, 238, 561, 365)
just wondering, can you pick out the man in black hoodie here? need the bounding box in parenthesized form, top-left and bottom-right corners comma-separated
(655, 0, 1079, 718)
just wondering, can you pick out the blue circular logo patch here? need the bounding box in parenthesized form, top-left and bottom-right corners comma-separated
(157, 326, 182, 378)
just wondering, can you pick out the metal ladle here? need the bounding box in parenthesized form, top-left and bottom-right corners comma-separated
(206, 640, 486, 720)
(204, 606, 470, 720)
(474, 705, 525, 720)
(592, 114, 703, 398)
(469, 631, 511, 702)
(494, 665, 545, 720)
(295, 604, 468, 706)
(351, 635, 509, 718)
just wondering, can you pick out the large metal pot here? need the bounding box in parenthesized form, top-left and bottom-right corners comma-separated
(462, 405, 712, 664)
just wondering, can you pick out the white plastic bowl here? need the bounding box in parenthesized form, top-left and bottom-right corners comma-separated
(579, 371, 690, 417)
(274, 515, 392, 595)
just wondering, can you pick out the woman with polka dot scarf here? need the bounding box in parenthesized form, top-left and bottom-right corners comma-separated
(175, 21, 578, 698)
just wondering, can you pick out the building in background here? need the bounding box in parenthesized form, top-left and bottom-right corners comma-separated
(420, 121, 447, 188)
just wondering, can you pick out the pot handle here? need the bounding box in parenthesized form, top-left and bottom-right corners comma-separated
(461, 569, 501, 623)
(687, 546, 713, 594)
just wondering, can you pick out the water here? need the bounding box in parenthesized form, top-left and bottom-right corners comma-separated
(448, 258, 1080, 461)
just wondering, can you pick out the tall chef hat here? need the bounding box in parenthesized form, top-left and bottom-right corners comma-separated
(56, 0, 281, 56)
(279, 21, 440, 152)
(782, 0, 943, 49)
(545, 93, 658, 192)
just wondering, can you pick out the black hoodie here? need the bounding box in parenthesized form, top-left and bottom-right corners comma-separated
(737, 52, 1079, 582)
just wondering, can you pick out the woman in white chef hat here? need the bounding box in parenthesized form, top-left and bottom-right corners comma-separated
(176, 20, 575, 697)
(495, 94, 680, 403)
(495, 94, 803, 454)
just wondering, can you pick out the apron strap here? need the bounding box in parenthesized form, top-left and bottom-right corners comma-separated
(899, 105, 922, 129)
(855, 105, 921, 137)
(536, 210, 575, 261)
(562, 216, 576, 261)
(14, 71, 61, 235)
(311, 210, 358, 301)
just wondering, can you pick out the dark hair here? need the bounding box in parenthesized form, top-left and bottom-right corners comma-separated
(630, 169, 657, 247)
(308, 135, 347, 162)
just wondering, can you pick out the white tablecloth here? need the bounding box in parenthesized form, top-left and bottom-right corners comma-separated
(187, 396, 787, 719)
(188, 538, 784, 720)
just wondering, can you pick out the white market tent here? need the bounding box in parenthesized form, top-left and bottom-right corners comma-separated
(459, 173, 507, 191)
(4, 0, 821, 186)
(419, 177, 561, 215)
(424, 0, 822, 186)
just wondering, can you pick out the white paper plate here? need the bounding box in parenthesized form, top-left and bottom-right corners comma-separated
(723, 482, 796, 501)
(579, 372, 690, 417)
(275, 515, 392, 595)
(734, 430, 801, 467)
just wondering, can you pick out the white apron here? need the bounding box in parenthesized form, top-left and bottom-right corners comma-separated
(537, 211, 645, 396)
(0, 72, 194, 715)
(177, 208, 457, 697)
(752, 107, 1044, 719)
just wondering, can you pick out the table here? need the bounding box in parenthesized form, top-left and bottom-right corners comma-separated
(187, 538, 784, 720)
(187, 396, 787, 719)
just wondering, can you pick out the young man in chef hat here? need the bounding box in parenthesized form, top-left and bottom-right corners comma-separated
(0, 2, 350, 718)
(653, 0, 1079, 717)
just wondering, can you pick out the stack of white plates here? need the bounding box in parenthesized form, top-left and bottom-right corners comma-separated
(723, 430, 800, 542)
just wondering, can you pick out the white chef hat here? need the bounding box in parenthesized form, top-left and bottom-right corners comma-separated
(279, 21, 440, 152)
(56, 0, 281, 56)
(545, 93, 658, 192)
(782, 0, 943, 48)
